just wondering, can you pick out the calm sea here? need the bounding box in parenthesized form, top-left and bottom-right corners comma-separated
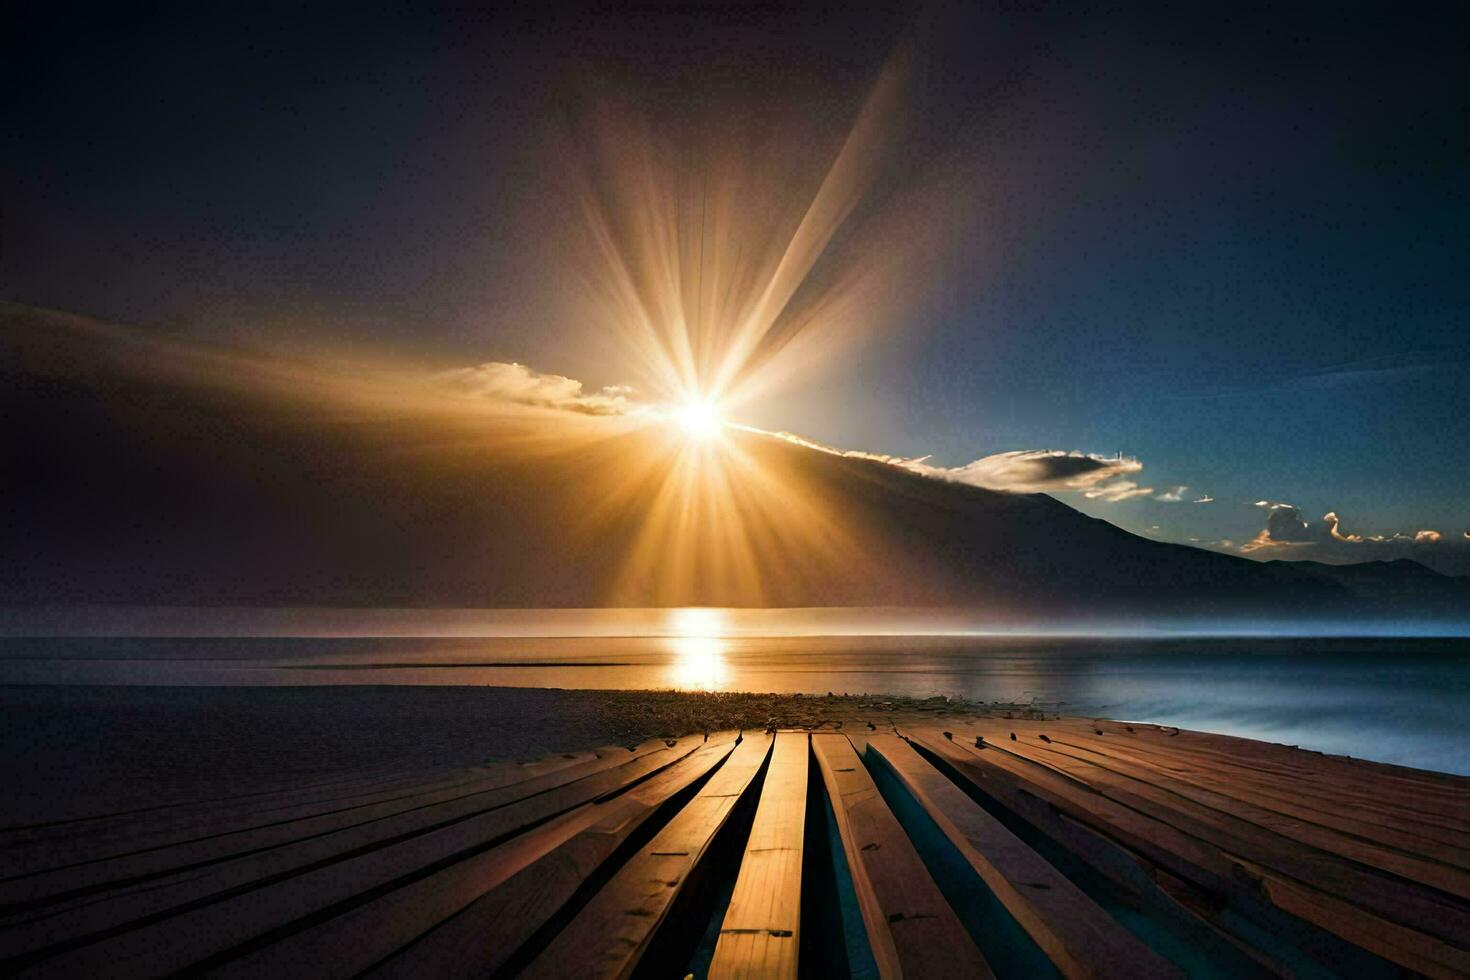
(1, 608, 1465, 775)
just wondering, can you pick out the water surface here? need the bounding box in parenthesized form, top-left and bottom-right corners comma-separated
(3, 628, 1465, 774)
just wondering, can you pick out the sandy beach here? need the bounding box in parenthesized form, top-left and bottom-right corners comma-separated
(0, 685, 1022, 826)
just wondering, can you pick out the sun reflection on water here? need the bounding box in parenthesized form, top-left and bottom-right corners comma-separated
(666, 608, 730, 690)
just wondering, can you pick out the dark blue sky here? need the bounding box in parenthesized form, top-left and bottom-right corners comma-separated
(5, 2, 1467, 562)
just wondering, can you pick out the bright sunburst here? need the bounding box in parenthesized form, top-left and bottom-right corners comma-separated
(673, 400, 724, 440)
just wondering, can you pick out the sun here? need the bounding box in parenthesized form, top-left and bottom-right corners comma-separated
(673, 400, 724, 440)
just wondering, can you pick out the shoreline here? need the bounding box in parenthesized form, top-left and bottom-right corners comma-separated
(5, 684, 1457, 830)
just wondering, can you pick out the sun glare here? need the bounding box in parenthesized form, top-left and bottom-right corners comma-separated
(666, 607, 730, 690)
(674, 400, 724, 440)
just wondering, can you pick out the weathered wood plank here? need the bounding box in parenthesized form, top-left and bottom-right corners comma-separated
(1153, 724, 1470, 791)
(708, 731, 808, 980)
(1049, 725, 1470, 858)
(990, 730, 1470, 940)
(218, 733, 743, 979)
(911, 727, 1470, 979)
(364, 733, 743, 979)
(0, 763, 416, 839)
(866, 734, 1179, 980)
(0, 766, 452, 875)
(520, 734, 774, 979)
(1093, 723, 1470, 826)
(1035, 733, 1470, 895)
(0, 740, 676, 950)
(811, 733, 992, 979)
(0, 752, 609, 908)
(0, 750, 600, 868)
(906, 731, 1284, 977)
(7, 735, 709, 976)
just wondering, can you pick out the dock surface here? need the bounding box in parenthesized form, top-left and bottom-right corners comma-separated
(1, 715, 1466, 977)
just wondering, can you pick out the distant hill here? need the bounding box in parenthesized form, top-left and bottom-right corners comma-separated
(3, 304, 1466, 621)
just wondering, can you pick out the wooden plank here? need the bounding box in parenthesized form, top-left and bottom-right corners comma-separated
(0, 763, 417, 838)
(905, 732, 1285, 977)
(364, 733, 742, 979)
(520, 734, 774, 979)
(1150, 724, 1470, 791)
(0, 766, 449, 875)
(0, 740, 675, 943)
(1093, 723, 1470, 827)
(215, 733, 743, 979)
(811, 733, 992, 979)
(1079, 725, 1470, 850)
(0, 753, 608, 907)
(1036, 733, 1470, 894)
(910, 727, 1470, 979)
(0, 749, 598, 866)
(990, 731, 1470, 941)
(7, 735, 709, 976)
(866, 734, 1179, 980)
(708, 731, 808, 980)
(0, 756, 556, 845)
(0, 750, 600, 884)
(1055, 725, 1470, 857)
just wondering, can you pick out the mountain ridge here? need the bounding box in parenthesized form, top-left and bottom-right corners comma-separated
(3, 304, 1465, 621)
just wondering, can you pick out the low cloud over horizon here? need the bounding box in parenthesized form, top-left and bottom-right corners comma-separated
(1241, 502, 1469, 576)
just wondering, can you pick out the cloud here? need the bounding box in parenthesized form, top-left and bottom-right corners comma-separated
(1240, 505, 1469, 575)
(938, 450, 1143, 494)
(1155, 486, 1187, 502)
(1083, 479, 1156, 502)
(1240, 504, 1314, 552)
(762, 436, 1167, 503)
(929, 450, 1160, 503)
(440, 362, 635, 415)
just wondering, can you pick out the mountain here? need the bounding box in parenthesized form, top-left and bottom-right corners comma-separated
(3, 304, 1466, 621)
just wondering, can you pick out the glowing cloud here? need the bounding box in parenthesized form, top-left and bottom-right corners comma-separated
(441, 362, 634, 415)
(1241, 504, 1468, 574)
(937, 450, 1143, 493)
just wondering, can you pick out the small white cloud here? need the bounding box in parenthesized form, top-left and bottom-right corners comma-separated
(1083, 479, 1156, 502)
(1155, 486, 1187, 502)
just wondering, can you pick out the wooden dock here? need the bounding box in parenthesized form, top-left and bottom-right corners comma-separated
(1, 717, 1466, 977)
